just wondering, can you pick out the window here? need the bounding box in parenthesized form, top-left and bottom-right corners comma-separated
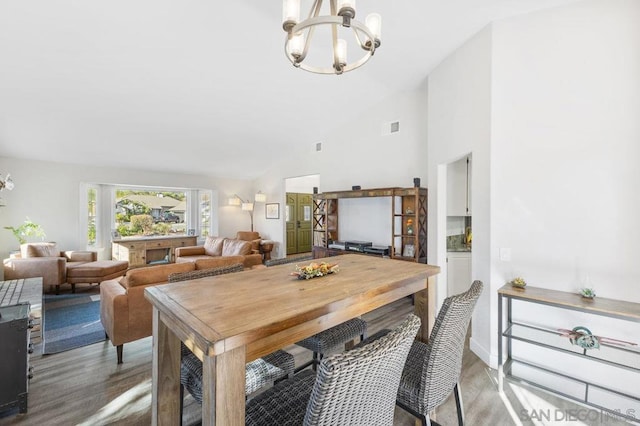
(82, 184, 215, 247)
(87, 186, 97, 246)
(114, 189, 186, 237)
(199, 191, 212, 238)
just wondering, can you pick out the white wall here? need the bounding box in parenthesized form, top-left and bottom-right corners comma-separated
(490, 0, 640, 365)
(427, 25, 493, 364)
(0, 156, 253, 269)
(426, 0, 640, 370)
(254, 85, 429, 259)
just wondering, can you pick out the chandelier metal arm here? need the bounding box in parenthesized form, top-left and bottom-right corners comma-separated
(330, 0, 342, 74)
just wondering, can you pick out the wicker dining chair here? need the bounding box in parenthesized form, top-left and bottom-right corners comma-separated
(245, 314, 422, 426)
(169, 263, 295, 422)
(265, 253, 369, 371)
(264, 253, 314, 267)
(364, 280, 483, 426)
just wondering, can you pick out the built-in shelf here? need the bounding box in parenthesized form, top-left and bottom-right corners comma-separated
(312, 187, 427, 263)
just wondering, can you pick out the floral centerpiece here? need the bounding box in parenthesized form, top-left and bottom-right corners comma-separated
(291, 262, 339, 280)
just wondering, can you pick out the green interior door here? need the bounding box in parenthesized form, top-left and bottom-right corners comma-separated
(286, 193, 296, 254)
(285, 192, 313, 255)
(297, 194, 312, 253)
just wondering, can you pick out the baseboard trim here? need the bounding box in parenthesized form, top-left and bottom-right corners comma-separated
(470, 336, 496, 369)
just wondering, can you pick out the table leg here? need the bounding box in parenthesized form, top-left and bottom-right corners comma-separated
(201, 345, 246, 425)
(151, 307, 181, 426)
(413, 275, 437, 343)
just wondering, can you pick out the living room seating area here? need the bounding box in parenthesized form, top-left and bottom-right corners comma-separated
(3, 242, 128, 294)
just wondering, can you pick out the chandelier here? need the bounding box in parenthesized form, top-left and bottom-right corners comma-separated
(282, 0, 382, 75)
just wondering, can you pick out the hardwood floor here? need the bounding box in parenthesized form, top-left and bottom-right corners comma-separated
(0, 295, 632, 425)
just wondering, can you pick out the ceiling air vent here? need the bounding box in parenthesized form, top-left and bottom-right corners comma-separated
(316, 142, 322, 152)
(390, 121, 400, 133)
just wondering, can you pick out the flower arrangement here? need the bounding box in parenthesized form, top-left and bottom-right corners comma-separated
(291, 262, 339, 280)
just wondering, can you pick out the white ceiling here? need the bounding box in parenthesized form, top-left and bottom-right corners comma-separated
(0, 0, 579, 179)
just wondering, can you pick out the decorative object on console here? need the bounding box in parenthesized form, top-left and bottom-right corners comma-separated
(282, 0, 381, 75)
(413, 177, 421, 187)
(291, 261, 338, 280)
(351, 185, 361, 190)
(579, 287, 596, 299)
(509, 277, 527, 288)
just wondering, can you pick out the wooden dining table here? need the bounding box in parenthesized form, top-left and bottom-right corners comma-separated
(144, 254, 440, 425)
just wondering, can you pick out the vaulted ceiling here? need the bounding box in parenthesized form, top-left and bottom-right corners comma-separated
(0, 0, 579, 179)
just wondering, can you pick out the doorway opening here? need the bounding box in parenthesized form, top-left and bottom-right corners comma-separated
(284, 174, 320, 256)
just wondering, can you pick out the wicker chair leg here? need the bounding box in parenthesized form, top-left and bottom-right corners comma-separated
(454, 382, 464, 426)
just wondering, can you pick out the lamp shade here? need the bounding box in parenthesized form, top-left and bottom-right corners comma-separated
(255, 192, 267, 202)
(241, 202, 254, 211)
(229, 197, 241, 206)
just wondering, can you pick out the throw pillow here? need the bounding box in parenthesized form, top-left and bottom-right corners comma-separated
(24, 242, 59, 258)
(221, 239, 252, 256)
(203, 236, 225, 257)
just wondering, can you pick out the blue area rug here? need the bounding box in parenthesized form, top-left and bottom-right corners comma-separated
(43, 289, 106, 354)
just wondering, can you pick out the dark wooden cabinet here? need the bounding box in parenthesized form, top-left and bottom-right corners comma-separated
(313, 187, 427, 263)
(0, 303, 31, 414)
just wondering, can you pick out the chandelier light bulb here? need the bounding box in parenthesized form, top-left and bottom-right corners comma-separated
(336, 39, 347, 67)
(282, 0, 300, 31)
(365, 13, 382, 47)
(290, 33, 305, 58)
(337, 0, 356, 19)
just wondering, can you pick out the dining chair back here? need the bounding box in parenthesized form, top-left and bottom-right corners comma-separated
(397, 280, 483, 426)
(246, 314, 421, 426)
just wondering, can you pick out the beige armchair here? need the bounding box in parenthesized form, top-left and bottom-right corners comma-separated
(3, 242, 97, 294)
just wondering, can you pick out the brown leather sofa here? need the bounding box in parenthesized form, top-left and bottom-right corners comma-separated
(100, 258, 245, 363)
(3, 242, 98, 294)
(174, 236, 263, 267)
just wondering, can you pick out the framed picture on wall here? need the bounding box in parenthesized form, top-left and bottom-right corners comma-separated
(187, 229, 196, 236)
(266, 203, 280, 219)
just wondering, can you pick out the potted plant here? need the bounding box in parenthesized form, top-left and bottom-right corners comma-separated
(4, 217, 46, 245)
